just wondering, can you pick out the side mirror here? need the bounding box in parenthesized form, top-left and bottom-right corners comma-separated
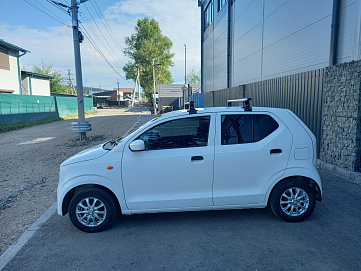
(129, 139, 145, 151)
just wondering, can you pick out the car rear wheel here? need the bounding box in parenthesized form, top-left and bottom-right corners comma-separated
(270, 179, 316, 222)
(69, 188, 117, 232)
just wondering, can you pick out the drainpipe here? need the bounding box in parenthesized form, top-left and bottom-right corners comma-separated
(17, 52, 27, 95)
(227, 0, 232, 88)
(29, 75, 33, 95)
(199, 0, 204, 92)
(329, 0, 341, 66)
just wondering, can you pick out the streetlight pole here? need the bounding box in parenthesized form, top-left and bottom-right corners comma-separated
(152, 56, 157, 115)
(184, 44, 187, 85)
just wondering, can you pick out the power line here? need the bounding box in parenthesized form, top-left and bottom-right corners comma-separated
(82, 2, 125, 69)
(92, 0, 129, 63)
(23, 0, 69, 26)
(46, 0, 70, 16)
(79, 25, 126, 80)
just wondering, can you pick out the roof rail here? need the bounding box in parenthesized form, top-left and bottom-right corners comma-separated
(227, 98, 252, 111)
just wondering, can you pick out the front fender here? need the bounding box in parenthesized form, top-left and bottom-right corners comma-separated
(57, 175, 127, 216)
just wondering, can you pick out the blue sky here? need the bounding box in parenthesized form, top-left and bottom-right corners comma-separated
(0, 0, 201, 90)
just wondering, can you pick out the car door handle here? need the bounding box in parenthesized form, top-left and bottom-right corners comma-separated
(270, 149, 282, 154)
(191, 156, 204, 161)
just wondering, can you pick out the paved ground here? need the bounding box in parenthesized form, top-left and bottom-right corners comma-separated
(1, 169, 361, 270)
(0, 108, 154, 256)
(1, 108, 361, 270)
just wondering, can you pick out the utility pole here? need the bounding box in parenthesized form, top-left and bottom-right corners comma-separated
(184, 44, 187, 85)
(71, 0, 88, 140)
(53, 0, 89, 141)
(152, 56, 157, 114)
(67, 69, 75, 95)
(138, 67, 141, 112)
(117, 79, 120, 106)
(131, 65, 140, 109)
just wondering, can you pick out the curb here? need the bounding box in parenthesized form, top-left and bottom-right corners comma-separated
(317, 159, 361, 185)
(0, 202, 57, 270)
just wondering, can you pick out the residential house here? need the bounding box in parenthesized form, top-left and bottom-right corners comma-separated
(21, 71, 53, 96)
(114, 88, 135, 101)
(0, 39, 30, 94)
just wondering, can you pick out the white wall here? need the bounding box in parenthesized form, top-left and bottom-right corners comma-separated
(0, 49, 20, 94)
(31, 77, 51, 96)
(338, 0, 361, 62)
(201, 0, 361, 92)
(233, 0, 333, 86)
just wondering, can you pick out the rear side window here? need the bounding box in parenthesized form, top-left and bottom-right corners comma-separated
(138, 116, 211, 150)
(221, 114, 278, 145)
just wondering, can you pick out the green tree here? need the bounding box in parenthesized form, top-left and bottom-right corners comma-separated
(123, 17, 174, 103)
(187, 67, 201, 84)
(32, 60, 70, 94)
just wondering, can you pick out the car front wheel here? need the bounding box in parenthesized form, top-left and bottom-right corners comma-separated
(69, 188, 117, 232)
(269, 179, 316, 222)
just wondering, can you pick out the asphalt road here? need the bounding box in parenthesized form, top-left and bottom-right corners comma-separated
(1, 170, 361, 271)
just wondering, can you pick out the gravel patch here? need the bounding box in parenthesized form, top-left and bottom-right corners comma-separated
(0, 108, 154, 255)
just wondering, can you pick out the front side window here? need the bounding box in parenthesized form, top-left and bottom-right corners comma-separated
(221, 114, 279, 145)
(138, 116, 211, 150)
(204, 1, 213, 31)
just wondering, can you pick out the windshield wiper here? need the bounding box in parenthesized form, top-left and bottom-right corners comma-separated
(102, 140, 117, 150)
(102, 137, 123, 150)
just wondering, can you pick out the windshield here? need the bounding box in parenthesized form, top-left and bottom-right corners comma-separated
(102, 116, 161, 150)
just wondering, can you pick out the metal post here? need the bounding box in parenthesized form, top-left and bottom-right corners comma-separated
(71, 0, 86, 140)
(184, 44, 187, 85)
(152, 57, 157, 114)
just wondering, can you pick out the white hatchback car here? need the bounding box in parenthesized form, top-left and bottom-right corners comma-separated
(58, 99, 322, 232)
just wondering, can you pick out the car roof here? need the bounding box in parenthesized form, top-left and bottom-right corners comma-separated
(162, 106, 290, 117)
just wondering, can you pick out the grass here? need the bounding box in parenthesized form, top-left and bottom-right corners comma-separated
(61, 110, 98, 120)
(0, 111, 98, 133)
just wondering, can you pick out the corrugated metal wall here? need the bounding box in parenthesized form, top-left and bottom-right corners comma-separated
(205, 68, 324, 155)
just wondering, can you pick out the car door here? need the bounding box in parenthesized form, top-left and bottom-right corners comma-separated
(121, 114, 215, 211)
(213, 112, 292, 206)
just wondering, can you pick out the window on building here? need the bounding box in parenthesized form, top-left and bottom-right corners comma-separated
(218, 0, 227, 12)
(204, 1, 213, 31)
(0, 47, 10, 71)
(221, 114, 279, 145)
(138, 116, 211, 150)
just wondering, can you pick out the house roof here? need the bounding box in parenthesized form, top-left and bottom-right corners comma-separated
(0, 39, 30, 53)
(114, 88, 134, 93)
(92, 90, 116, 97)
(22, 71, 54, 79)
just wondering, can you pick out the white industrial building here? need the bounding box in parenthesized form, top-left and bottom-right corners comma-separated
(198, 0, 361, 92)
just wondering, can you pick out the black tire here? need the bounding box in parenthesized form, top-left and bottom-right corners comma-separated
(69, 188, 117, 233)
(269, 179, 316, 222)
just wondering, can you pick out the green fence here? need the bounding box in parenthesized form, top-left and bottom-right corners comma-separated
(0, 94, 94, 125)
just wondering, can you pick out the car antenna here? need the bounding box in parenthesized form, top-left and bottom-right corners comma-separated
(227, 98, 252, 111)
